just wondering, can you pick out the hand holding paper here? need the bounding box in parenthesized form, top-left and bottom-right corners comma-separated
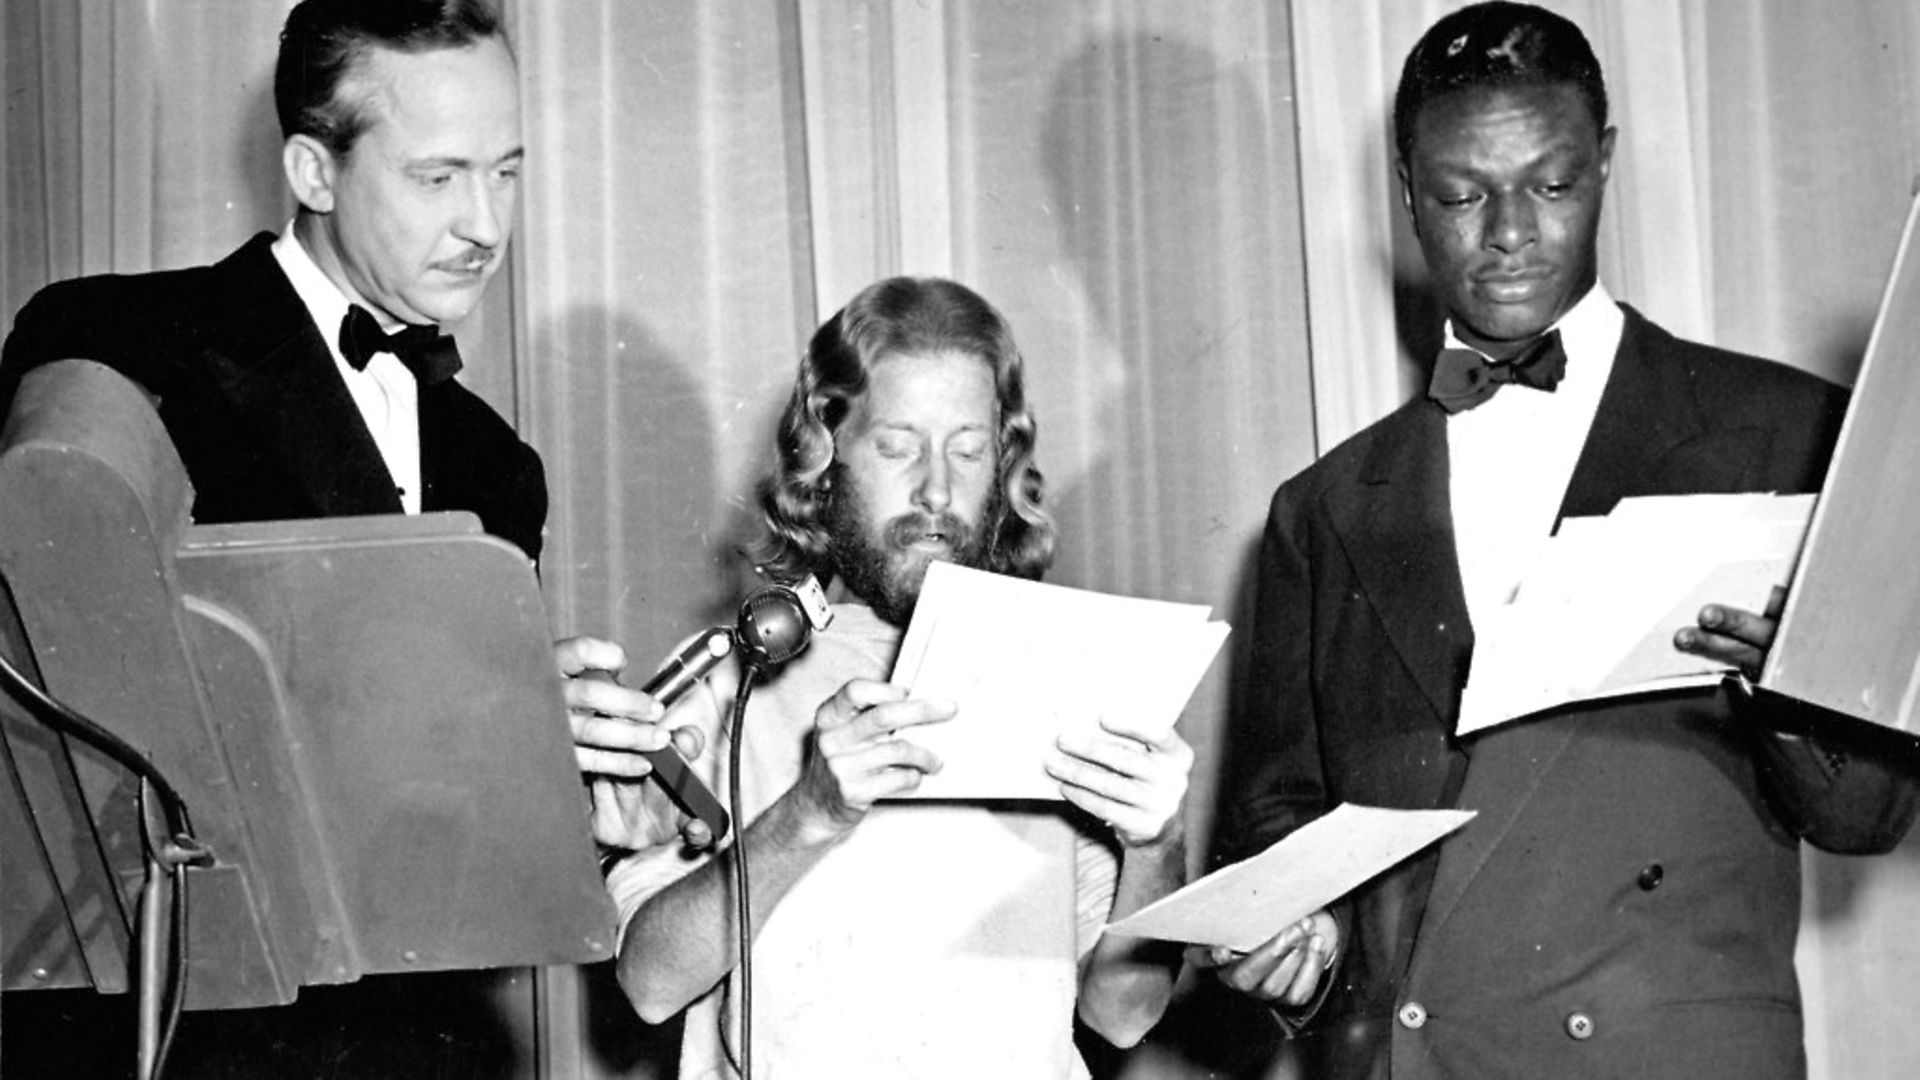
(1047, 712, 1194, 848)
(1101, 803, 1474, 951)
(1457, 493, 1814, 735)
(886, 561, 1228, 801)
(1189, 908, 1341, 1009)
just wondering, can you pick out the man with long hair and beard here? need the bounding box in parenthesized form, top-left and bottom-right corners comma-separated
(602, 276, 1192, 1078)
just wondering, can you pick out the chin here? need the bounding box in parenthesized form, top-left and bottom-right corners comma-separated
(412, 299, 479, 328)
(1459, 307, 1554, 345)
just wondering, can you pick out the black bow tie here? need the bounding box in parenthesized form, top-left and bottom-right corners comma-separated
(338, 304, 462, 385)
(1428, 330, 1567, 414)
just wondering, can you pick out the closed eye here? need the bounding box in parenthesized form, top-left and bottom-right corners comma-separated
(874, 435, 920, 460)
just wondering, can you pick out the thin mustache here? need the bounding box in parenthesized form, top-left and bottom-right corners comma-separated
(432, 248, 495, 272)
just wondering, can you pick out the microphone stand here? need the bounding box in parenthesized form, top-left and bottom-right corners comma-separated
(719, 575, 827, 1080)
(0, 649, 212, 1080)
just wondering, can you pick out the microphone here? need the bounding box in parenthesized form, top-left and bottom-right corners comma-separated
(593, 576, 833, 845)
(735, 576, 830, 668)
(624, 627, 737, 842)
(640, 626, 735, 709)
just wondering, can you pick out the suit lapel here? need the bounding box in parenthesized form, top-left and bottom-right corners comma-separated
(1557, 305, 1714, 520)
(1327, 399, 1474, 728)
(1410, 304, 1738, 952)
(196, 236, 401, 518)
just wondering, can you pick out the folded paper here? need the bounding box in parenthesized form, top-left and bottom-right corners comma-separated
(1102, 803, 1475, 951)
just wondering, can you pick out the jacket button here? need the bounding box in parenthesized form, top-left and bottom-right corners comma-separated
(1637, 863, 1664, 890)
(1397, 1001, 1428, 1030)
(1565, 1012, 1595, 1040)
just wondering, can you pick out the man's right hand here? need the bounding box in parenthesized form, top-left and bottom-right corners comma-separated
(556, 636, 701, 777)
(557, 636, 715, 851)
(1192, 909, 1340, 1009)
(789, 679, 952, 846)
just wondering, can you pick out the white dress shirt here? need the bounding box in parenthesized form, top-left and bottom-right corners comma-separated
(1446, 284, 1624, 636)
(270, 226, 424, 514)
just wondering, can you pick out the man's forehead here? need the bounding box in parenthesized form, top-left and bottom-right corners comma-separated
(1410, 82, 1600, 160)
(347, 38, 520, 159)
(852, 350, 998, 426)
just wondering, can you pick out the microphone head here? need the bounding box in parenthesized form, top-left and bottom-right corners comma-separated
(735, 576, 832, 667)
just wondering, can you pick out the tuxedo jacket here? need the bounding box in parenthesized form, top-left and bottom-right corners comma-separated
(0, 232, 546, 560)
(1222, 305, 1917, 1080)
(0, 235, 548, 1069)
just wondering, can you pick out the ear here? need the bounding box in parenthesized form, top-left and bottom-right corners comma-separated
(1596, 125, 1618, 184)
(282, 134, 339, 214)
(1395, 158, 1418, 228)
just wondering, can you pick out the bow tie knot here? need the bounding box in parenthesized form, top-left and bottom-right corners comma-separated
(1428, 330, 1566, 414)
(339, 304, 462, 384)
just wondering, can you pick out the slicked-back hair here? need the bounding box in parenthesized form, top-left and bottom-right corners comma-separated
(1394, 1, 1608, 165)
(753, 276, 1056, 587)
(275, 0, 507, 160)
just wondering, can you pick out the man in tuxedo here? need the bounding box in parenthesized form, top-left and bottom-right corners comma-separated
(0, 0, 687, 810)
(1, 0, 692, 1073)
(1207, 4, 1918, 1078)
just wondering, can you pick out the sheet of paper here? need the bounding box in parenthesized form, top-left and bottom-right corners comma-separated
(1102, 803, 1475, 951)
(886, 561, 1229, 800)
(1456, 493, 1813, 735)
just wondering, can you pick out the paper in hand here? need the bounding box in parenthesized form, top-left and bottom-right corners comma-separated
(886, 561, 1229, 800)
(1102, 803, 1475, 951)
(1456, 493, 1813, 735)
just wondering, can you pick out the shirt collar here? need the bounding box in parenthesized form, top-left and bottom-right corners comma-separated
(270, 222, 402, 360)
(1443, 282, 1624, 394)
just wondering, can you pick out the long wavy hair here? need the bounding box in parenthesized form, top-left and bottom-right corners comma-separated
(751, 276, 1056, 586)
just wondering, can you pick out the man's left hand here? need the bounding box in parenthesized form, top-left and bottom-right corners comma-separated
(1046, 717, 1193, 847)
(588, 769, 711, 851)
(1673, 584, 1785, 681)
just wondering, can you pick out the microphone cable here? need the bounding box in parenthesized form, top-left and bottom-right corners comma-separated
(0, 647, 213, 1080)
(726, 666, 759, 1080)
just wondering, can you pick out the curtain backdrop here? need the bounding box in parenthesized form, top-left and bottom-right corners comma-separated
(6, 1, 1918, 1077)
(4, 2, 1312, 1076)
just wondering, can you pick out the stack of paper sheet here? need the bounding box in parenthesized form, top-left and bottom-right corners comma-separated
(1457, 492, 1814, 735)
(1101, 803, 1475, 950)
(886, 560, 1229, 800)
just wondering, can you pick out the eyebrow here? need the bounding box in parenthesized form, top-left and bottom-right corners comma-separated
(873, 419, 992, 432)
(408, 146, 525, 171)
(1423, 143, 1590, 179)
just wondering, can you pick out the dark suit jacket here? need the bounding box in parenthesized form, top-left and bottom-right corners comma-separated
(1222, 305, 1917, 1080)
(0, 234, 549, 1072)
(0, 231, 546, 560)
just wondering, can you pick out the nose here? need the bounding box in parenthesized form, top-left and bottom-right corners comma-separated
(1485, 191, 1536, 255)
(913, 454, 952, 514)
(457, 173, 507, 249)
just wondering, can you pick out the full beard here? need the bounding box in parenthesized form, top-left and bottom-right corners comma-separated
(822, 473, 1003, 629)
